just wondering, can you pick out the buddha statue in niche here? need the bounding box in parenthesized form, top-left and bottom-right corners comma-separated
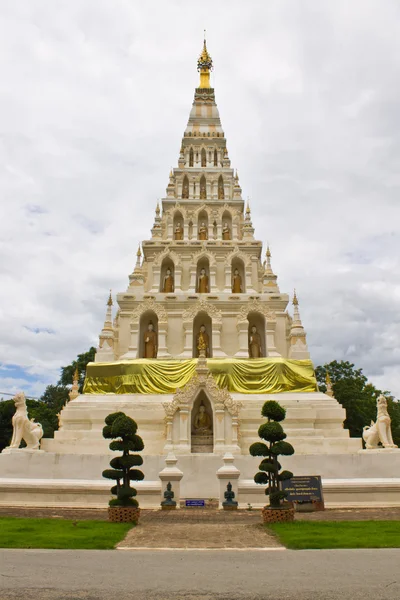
(222, 222, 231, 240)
(198, 222, 208, 240)
(232, 268, 242, 293)
(196, 324, 210, 357)
(162, 268, 174, 293)
(198, 268, 209, 293)
(193, 403, 212, 435)
(249, 325, 262, 358)
(174, 222, 183, 240)
(144, 322, 158, 359)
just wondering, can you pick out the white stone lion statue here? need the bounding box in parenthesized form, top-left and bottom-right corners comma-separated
(6, 392, 44, 450)
(362, 394, 398, 450)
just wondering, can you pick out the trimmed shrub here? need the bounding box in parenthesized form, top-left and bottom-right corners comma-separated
(250, 400, 294, 509)
(102, 412, 144, 508)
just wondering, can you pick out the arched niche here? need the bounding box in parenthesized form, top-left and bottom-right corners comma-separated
(188, 220, 193, 240)
(160, 257, 175, 293)
(192, 311, 213, 358)
(247, 311, 266, 358)
(201, 148, 207, 167)
(191, 390, 213, 453)
(198, 209, 208, 240)
(222, 209, 232, 240)
(196, 258, 210, 294)
(214, 148, 218, 166)
(173, 211, 184, 240)
(182, 176, 189, 199)
(231, 257, 245, 293)
(189, 148, 194, 167)
(218, 175, 225, 200)
(200, 175, 207, 199)
(139, 310, 159, 359)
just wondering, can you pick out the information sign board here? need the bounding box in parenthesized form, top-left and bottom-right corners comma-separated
(281, 476, 323, 503)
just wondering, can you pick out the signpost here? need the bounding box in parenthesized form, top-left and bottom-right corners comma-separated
(282, 476, 324, 510)
(185, 499, 205, 508)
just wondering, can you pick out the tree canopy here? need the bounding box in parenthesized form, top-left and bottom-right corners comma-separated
(315, 360, 400, 446)
(0, 347, 96, 451)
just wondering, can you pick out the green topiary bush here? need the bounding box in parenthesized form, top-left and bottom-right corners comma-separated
(102, 412, 144, 507)
(249, 400, 294, 509)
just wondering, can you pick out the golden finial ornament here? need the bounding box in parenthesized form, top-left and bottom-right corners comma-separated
(107, 289, 113, 306)
(292, 289, 299, 306)
(266, 245, 271, 258)
(197, 34, 213, 88)
(155, 202, 160, 215)
(326, 371, 332, 386)
(73, 367, 79, 383)
(137, 245, 142, 257)
(246, 201, 251, 214)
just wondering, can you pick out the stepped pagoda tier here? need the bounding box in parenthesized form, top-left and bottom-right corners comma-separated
(42, 41, 360, 464)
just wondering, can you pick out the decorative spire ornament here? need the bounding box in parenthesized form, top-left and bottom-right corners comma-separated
(96, 290, 115, 362)
(325, 371, 334, 397)
(288, 289, 310, 359)
(69, 367, 79, 401)
(262, 245, 279, 293)
(197, 35, 213, 88)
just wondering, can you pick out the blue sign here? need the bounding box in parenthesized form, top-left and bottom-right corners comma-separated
(185, 499, 205, 507)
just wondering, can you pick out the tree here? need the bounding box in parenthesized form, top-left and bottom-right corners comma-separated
(58, 347, 96, 393)
(0, 399, 15, 451)
(250, 400, 294, 509)
(102, 412, 145, 509)
(315, 360, 400, 446)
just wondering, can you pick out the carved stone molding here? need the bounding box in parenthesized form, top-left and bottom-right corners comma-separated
(131, 299, 168, 323)
(163, 372, 242, 419)
(182, 298, 222, 322)
(237, 299, 276, 323)
(191, 248, 217, 266)
(225, 246, 251, 267)
(153, 248, 181, 267)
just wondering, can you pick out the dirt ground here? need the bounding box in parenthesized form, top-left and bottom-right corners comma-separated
(1, 505, 400, 521)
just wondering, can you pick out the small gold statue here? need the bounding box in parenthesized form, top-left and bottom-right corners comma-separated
(232, 268, 242, 293)
(144, 322, 158, 359)
(249, 325, 262, 358)
(198, 222, 208, 240)
(196, 324, 209, 357)
(174, 222, 183, 240)
(162, 268, 174, 293)
(193, 403, 212, 434)
(222, 222, 230, 240)
(198, 268, 209, 293)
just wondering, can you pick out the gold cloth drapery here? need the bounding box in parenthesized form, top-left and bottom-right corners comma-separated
(83, 358, 317, 395)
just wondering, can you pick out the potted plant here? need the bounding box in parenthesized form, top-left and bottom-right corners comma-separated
(102, 411, 144, 523)
(249, 400, 295, 523)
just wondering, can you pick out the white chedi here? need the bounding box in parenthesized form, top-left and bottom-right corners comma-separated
(362, 395, 398, 450)
(4, 392, 44, 451)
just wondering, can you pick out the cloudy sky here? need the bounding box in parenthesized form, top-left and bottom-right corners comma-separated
(0, 0, 399, 399)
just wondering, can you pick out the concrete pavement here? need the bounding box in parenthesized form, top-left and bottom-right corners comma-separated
(1, 548, 400, 600)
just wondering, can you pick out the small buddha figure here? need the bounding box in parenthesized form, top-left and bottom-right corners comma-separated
(200, 178, 207, 199)
(249, 325, 262, 358)
(222, 222, 231, 240)
(196, 324, 210, 357)
(198, 268, 209, 293)
(198, 222, 208, 240)
(174, 222, 183, 240)
(193, 403, 212, 434)
(162, 268, 174, 293)
(232, 268, 242, 293)
(144, 322, 158, 359)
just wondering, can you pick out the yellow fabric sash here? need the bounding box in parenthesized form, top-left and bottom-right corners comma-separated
(83, 358, 317, 395)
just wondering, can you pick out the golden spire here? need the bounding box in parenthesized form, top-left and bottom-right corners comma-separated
(107, 289, 113, 306)
(137, 245, 142, 258)
(292, 289, 299, 306)
(155, 202, 160, 216)
(197, 34, 213, 88)
(266, 245, 271, 258)
(246, 201, 251, 214)
(73, 367, 79, 383)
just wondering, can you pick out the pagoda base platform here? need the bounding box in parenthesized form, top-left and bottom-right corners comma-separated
(1, 452, 400, 508)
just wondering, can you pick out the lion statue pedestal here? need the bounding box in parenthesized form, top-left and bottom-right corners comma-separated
(361, 395, 399, 451)
(1, 392, 44, 454)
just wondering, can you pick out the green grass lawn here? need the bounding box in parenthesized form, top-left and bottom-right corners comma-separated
(0, 517, 132, 549)
(268, 521, 400, 550)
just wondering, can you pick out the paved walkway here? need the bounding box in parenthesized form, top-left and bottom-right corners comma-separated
(119, 509, 281, 549)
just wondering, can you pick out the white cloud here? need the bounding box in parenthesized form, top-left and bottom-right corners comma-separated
(0, 0, 399, 397)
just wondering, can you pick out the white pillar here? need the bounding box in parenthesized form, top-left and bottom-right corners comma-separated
(212, 321, 226, 358)
(214, 406, 225, 453)
(157, 322, 170, 358)
(159, 452, 184, 508)
(235, 321, 248, 358)
(216, 453, 240, 509)
(266, 321, 280, 357)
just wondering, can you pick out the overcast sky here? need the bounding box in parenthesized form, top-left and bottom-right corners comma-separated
(0, 0, 399, 400)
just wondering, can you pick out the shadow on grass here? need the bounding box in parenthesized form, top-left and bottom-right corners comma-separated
(0, 517, 133, 549)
